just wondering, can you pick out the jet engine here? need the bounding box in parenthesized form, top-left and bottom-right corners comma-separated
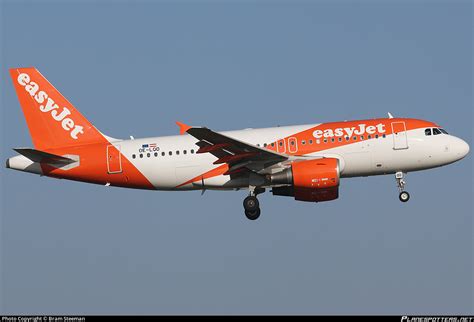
(268, 158, 340, 202)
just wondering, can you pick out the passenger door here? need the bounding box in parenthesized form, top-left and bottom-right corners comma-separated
(391, 122, 408, 150)
(107, 144, 122, 174)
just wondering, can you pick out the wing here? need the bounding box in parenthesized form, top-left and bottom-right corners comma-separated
(176, 122, 288, 175)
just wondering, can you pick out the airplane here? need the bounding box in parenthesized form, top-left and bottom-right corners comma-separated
(6, 67, 470, 220)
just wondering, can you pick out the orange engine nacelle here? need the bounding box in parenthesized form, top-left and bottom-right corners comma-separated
(269, 158, 340, 202)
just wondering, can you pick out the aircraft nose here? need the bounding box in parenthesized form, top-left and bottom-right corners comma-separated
(453, 137, 470, 160)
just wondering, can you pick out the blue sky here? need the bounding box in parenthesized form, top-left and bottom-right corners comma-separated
(1, 0, 472, 314)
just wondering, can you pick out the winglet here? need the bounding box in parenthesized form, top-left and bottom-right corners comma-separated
(387, 112, 394, 119)
(176, 121, 192, 135)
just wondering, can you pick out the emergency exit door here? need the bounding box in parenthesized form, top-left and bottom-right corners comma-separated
(277, 139, 286, 153)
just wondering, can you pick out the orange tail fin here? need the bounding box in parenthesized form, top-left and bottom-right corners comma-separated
(10, 67, 105, 150)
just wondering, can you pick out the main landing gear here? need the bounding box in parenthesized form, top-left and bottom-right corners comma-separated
(395, 171, 410, 202)
(243, 187, 265, 220)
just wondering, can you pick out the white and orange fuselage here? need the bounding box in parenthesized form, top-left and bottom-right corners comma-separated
(9, 118, 465, 190)
(6, 67, 470, 219)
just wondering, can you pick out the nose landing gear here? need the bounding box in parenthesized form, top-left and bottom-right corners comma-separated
(243, 187, 265, 220)
(395, 171, 410, 202)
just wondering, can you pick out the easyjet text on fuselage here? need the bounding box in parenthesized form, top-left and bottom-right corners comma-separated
(313, 123, 386, 139)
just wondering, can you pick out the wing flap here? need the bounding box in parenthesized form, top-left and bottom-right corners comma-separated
(197, 143, 232, 154)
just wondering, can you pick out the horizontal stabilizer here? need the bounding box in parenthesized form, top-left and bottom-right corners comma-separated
(13, 148, 75, 164)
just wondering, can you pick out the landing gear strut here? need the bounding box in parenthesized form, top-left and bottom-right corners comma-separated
(395, 171, 410, 202)
(243, 187, 264, 220)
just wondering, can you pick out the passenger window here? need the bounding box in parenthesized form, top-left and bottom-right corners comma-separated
(290, 141, 295, 146)
(375, 134, 379, 139)
(353, 136, 357, 140)
(309, 140, 313, 144)
(271, 143, 275, 147)
(302, 140, 306, 145)
(169, 151, 172, 156)
(162, 152, 165, 156)
(323, 139, 327, 143)
(345, 137, 350, 141)
(425, 128, 432, 136)
(183, 150, 187, 155)
(368, 135, 372, 139)
(176, 150, 180, 155)
(279, 141, 283, 147)
(360, 135, 364, 140)
(338, 137, 342, 142)
(433, 128, 441, 135)
(191, 149, 195, 154)
(154, 152, 158, 157)
(331, 138, 335, 143)
(382, 134, 386, 138)
(132, 154, 136, 159)
(139, 154, 143, 158)
(147, 153, 150, 157)
(264, 143, 267, 147)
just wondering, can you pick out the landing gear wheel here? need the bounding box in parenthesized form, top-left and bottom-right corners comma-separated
(243, 196, 259, 212)
(245, 208, 261, 220)
(399, 191, 410, 202)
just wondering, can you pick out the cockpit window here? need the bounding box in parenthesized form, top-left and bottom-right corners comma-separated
(433, 128, 441, 135)
(425, 128, 432, 136)
(439, 128, 448, 134)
